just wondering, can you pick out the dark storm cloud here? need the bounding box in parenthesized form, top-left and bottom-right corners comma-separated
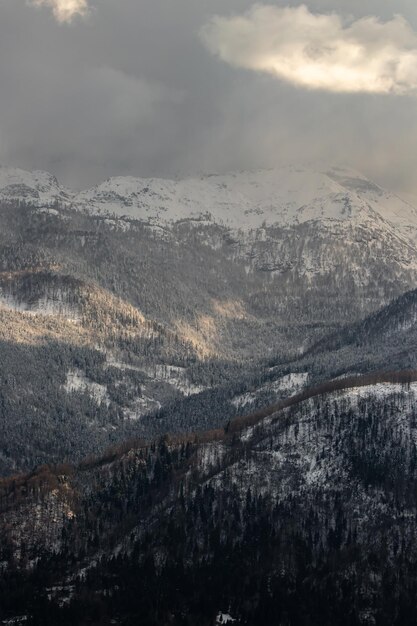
(1, 0, 417, 193)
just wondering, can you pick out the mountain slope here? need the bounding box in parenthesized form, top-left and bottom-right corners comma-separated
(74, 165, 417, 235)
(315, 287, 417, 351)
(0, 166, 72, 207)
(197, 287, 417, 425)
(2, 372, 417, 624)
(1, 165, 417, 475)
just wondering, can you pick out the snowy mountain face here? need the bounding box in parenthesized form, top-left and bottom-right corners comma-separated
(3, 163, 417, 306)
(5, 162, 417, 285)
(0, 166, 72, 207)
(71, 165, 417, 290)
(74, 165, 417, 236)
(3, 163, 417, 240)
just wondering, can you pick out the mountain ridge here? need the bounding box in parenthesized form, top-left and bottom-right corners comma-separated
(2, 371, 417, 624)
(2, 163, 417, 236)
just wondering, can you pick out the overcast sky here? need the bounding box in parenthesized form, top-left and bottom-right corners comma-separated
(1, 0, 417, 192)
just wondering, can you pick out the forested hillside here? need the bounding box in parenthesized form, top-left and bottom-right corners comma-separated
(2, 167, 417, 475)
(2, 165, 417, 624)
(1, 373, 417, 625)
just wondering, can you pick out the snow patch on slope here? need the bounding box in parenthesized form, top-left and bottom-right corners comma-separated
(341, 381, 417, 402)
(0, 291, 80, 321)
(142, 364, 207, 396)
(217, 613, 236, 624)
(64, 369, 110, 406)
(232, 372, 309, 408)
(106, 358, 206, 397)
(122, 393, 162, 421)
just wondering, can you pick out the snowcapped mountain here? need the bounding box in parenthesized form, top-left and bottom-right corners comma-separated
(3, 163, 417, 239)
(0, 165, 72, 206)
(2, 162, 417, 475)
(0, 161, 417, 358)
(4, 161, 417, 283)
(73, 165, 417, 240)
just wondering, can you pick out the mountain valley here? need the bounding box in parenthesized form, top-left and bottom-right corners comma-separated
(1, 164, 417, 623)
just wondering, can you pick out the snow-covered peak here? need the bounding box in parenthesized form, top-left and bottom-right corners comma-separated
(73, 165, 417, 237)
(0, 165, 72, 207)
(2, 163, 417, 239)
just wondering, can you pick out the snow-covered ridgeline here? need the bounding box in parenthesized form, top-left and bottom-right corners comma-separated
(0, 166, 72, 206)
(74, 165, 417, 235)
(2, 164, 417, 241)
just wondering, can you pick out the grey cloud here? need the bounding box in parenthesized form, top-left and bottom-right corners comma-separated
(1, 0, 417, 195)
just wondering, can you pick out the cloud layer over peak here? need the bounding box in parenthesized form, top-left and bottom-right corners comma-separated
(2, 0, 417, 193)
(29, 0, 89, 23)
(201, 4, 417, 94)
